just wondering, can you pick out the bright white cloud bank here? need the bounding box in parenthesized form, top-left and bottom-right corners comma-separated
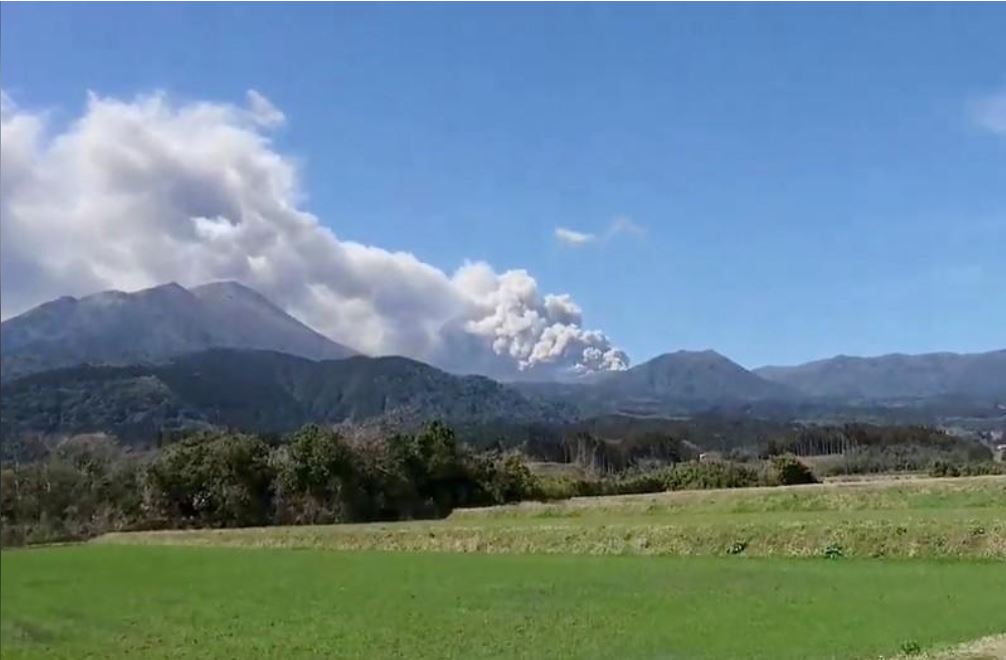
(0, 90, 628, 378)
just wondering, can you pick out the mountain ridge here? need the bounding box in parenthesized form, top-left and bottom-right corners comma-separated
(0, 348, 574, 444)
(2, 284, 1003, 439)
(0, 281, 356, 380)
(754, 349, 1006, 401)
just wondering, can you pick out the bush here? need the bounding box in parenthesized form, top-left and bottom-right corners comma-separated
(815, 443, 994, 477)
(929, 460, 1006, 478)
(529, 460, 774, 501)
(662, 461, 761, 491)
(767, 456, 819, 486)
(481, 452, 541, 505)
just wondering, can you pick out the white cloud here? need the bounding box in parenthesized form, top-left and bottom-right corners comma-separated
(606, 215, 646, 238)
(246, 89, 286, 128)
(554, 226, 596, 247)
(972, 90, 1006, 136)
(0, 90, 628, 378)
(554, 216, 646, 248)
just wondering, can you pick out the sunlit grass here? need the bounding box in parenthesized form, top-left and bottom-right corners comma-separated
(3, 546, 1005, 660)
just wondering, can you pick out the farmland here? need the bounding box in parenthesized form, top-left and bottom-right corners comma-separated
(3, 546, 1006, 660)
(2, 476, 1005, 659)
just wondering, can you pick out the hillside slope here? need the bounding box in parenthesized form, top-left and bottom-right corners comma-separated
(0, 349, 571, 444)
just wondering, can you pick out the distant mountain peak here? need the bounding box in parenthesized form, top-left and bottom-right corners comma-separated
(1, 281, 357, 380)
(601, 348, 793, 403)
(657, 349, 729, 360)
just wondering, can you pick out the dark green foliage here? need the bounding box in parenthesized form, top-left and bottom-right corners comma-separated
(144, 432, 275, 528)
(929, 460, 1006, 478)
(768, 456, 819, 486)
(760, 422, 989, 458)
(662, 461, 762, 491)
(765, 423, 997, 479)
(272, 425, 360, 524)
(1, 417, 997, 548)
(535, 460, 767, 499)
(475, 451, 540, 506)
(816, 444, 994, 477)
(2, 422, 546, 546)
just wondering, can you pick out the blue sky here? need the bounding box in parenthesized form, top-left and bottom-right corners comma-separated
(2, 3, 1004, 369)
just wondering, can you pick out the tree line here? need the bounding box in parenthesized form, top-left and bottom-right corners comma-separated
(760, 423, 991, 458)
(0, 422, 537, 546)
(3, 419, 998, 547)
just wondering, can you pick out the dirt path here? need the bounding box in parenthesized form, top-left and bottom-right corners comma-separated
(939, 635, 1006, 660)
(888, 634, 1006, 659)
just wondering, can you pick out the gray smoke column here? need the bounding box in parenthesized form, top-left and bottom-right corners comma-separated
(0, 90, 628, 378)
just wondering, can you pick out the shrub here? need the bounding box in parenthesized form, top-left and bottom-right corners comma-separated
(727, 541, 748, 555)
(929, 460, 1006, 478)
(662, 461, 761, 491)
(816, 443, 995, 477)
(481, 452, 541, 504)
(767, 456, 819, 486)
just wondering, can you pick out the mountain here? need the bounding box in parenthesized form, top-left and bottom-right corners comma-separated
(0, 348, 572, 445)
(521, 350, 797, 416)
(601, 350, 796, 401)
(755, 350, 1006, 401)
(0, 282, 356, 380)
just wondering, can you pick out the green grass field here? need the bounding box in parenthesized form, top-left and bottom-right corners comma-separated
(99, 476, 1006, 559)
(3, 476, 1005, 659)
(3, 546, 1006, 660)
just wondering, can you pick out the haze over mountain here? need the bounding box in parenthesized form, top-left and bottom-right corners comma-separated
(755, 351, 1006, 401)
(0, 281, 356, 380)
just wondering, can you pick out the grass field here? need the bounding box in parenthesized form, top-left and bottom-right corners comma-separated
(3, 545, 1006, 660)
(99, 476, 1006, 559)
(4, 476, 1005, 659)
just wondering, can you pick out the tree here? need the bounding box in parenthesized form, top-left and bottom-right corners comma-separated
(273, 425, 358, 524)
(144, 432, 274, 528)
